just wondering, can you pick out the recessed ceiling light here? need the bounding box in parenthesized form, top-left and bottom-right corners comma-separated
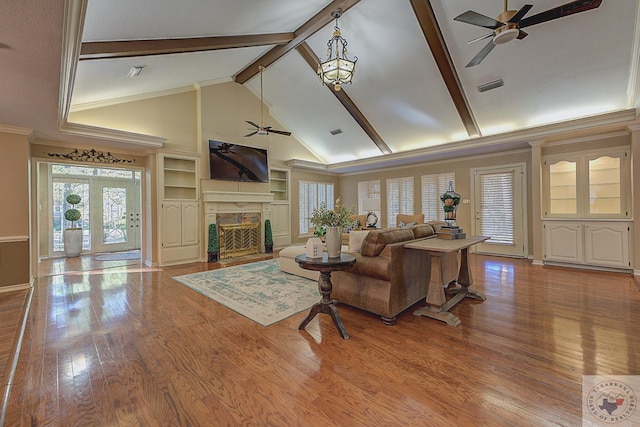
(127, 65, 145, 78)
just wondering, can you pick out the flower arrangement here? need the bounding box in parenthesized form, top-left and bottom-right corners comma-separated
(310, 198, 355, 232)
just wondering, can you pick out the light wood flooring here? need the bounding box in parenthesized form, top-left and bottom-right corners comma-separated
(2, 253, 639, 426)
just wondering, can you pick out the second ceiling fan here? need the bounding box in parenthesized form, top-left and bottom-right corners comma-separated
(454, 0, 603, 67)
(245, 66, 291, 137)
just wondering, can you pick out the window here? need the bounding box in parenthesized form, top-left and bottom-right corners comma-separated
(386, 177, 413, 228)
(299, 180, 334, 234)
(544, 149, 628, 218)
(421, 172, 455, 222)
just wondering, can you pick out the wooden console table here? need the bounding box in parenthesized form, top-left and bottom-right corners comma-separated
(405, 236, 489, 327)
(295, 253, 356, 339)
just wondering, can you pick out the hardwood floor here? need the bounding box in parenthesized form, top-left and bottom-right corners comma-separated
(3, 254, 640, 426)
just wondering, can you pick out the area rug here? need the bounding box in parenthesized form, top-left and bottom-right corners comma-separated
(172, 259, 318, 326)
(94, 250, 141, 261)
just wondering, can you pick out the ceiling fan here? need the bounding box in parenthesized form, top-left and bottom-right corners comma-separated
(454, 0, 603, 67)
(245, 65, 291, 137)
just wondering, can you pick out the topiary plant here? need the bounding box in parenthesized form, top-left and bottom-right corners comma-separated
(264, 219, 273, 253)
(64, 194, 82, 229)
(207, 223, 218, 262)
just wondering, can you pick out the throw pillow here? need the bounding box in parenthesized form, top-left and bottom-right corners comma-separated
(343, 219, 360, 233)
(398, 221, 417, 228)
(348, 230, 370, 253)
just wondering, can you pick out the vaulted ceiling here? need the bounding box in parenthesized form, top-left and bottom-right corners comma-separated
(2, 1, 639, 172)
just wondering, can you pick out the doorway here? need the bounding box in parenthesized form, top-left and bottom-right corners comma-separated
(471, 164, 527, 258)
(44, 163, 142, 257)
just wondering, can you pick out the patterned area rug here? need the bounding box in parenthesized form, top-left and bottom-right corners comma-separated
(172, 259, 318, 326)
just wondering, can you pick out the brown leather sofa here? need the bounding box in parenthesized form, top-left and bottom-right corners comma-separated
(332, 222, 459, 325)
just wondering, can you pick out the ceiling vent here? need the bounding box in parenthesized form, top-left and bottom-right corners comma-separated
(330, 129, 343, 135)
(478, 79, 504, 93)
(127, 65, 146, 78)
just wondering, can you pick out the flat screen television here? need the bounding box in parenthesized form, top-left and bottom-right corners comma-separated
(208, 140, 269, 183)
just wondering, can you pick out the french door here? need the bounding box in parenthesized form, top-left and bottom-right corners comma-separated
(472, 164, 526, 257)
(93, 180, 141, 253)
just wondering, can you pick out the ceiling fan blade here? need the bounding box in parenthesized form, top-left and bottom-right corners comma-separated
(508, 4, 533, 23)
(517, 30, 528, 40)
(245, 120, 259, 128)
(244, 131, 258, 137)
(519, 0, 602, 28)
(268, 129, 292, 136)
(468, 33, 493, 45)
(454, 10, 504, 29)
(466, 39, 496, 68)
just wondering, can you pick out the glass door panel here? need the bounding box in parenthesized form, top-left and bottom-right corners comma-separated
(93, 181, 140, 253)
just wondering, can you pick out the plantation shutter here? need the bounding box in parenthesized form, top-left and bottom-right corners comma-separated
(387, 177, 414, 228)
(478, 171, 514, 244)
(299, 180, 334, 234)
(421, 172, 454, 221)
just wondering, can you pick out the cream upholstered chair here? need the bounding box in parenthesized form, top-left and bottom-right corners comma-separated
(396, 213, 424, 227)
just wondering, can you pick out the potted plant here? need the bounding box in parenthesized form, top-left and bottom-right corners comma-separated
(207, 223, 218, 262)
(264, 219, 273, 253)
(63, 193, 83, 257)
(310, 198, 354, 257)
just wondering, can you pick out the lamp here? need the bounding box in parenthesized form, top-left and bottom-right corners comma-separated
(318, 9, 358, 91)
(362, 198, 381, 228)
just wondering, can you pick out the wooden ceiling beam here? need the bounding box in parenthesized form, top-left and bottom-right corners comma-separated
(409, 0, 481, 138)
(234, 0, 361, 84)
(79, 33, 294, 60)
(296, 42, 392, 155)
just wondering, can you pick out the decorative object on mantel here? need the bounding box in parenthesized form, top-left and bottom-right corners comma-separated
(264, 219, 273, 253)
(306, 238, 324, 259)
(63, 194, 83, 257)
(207, 223, 218, 262)
(310, 198, 355, 258)
(48, 148, 134, 164)
(317, 8, 358, 91)
(362, 197, 381, 228)
(438, 181, 465, 240)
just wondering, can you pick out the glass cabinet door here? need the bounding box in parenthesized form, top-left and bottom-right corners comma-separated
(548, 160, 577, 215)
(587, 155, 622, 215)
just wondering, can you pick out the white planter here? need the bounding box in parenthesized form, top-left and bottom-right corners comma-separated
(63, 229, 83, 257)
(325, 226, 342, 258)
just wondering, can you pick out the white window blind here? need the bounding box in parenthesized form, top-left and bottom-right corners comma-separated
(387, 177, 413, 228)
(421, 172, 455, 222)
(357, 180, 381, 214)
(299, 180, 334, 234)
(479, 171, 514, 245)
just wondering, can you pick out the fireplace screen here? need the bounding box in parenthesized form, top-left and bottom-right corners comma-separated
(219, 223, 260, 259)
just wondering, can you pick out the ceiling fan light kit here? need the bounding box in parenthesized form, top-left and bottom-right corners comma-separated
(318, 8, 358, 91)
(454, 0, 603, 67)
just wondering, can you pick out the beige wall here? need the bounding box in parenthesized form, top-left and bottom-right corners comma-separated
(0, 130, 31, 288)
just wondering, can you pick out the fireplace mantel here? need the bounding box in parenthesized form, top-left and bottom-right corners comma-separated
(203, 191, 274, 204)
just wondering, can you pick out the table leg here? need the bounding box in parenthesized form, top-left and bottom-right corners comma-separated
(298, 270, 349, 339)
(414, 253, 462, 327)
(447, 247, 486, 302)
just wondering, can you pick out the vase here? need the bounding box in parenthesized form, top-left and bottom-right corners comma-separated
(325, 226, 342, 258)
(63, 229, 83, 257)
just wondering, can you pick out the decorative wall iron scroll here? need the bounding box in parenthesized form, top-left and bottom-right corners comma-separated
(48, 148, 134, 164)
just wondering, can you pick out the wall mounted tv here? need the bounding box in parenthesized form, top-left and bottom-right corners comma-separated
(208, 140, 269, 183)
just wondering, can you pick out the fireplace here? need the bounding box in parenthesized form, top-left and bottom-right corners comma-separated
(202, 191, 274, 258)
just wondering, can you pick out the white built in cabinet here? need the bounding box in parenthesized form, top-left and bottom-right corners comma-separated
(543, 221, 632, 269)
(269, 168, 291, 247)
(158, 152, 200, 266)
(542, 147, 632, 270)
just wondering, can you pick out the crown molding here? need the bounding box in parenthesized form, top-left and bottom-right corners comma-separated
(59, 121, 165, 147)
(70, 86, 197, 112)
(0, 125, 34, 136)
